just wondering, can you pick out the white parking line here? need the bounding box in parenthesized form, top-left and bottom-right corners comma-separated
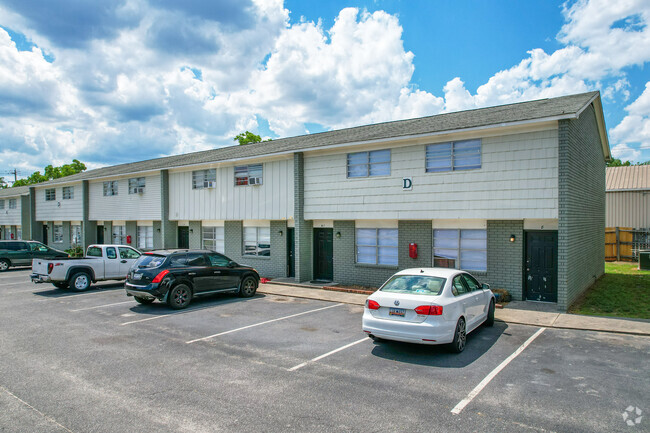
(0, 281, 24, 287)
(121, 296, 267, 326)
(34, 289, 123, 301)
(0, 384, 74, 433)
(287, 337, 369, 371)
(451, 327, 546, 415)
(70, 301, 134, 312)
(186, 303, 344, 344)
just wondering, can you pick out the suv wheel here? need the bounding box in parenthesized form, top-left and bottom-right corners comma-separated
(0, 259, 10, 272)
(239, 276, 257, 298)
(167, 284, 192, 309)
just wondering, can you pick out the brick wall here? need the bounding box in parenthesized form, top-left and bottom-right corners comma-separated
(160, 170, 177, 248)
(294, 153, 313, 282)
(126, 221, 137, 248)
(29, 187, 40, 242)
(189, 221, 202, 249)
(153, 221, 162, 249)
(20, 195, 31, 241)
(558, 105, 606, 310)
(485, 220, 524, 300)
(103, 221, 112, 245)
(225, 220, 288, 278)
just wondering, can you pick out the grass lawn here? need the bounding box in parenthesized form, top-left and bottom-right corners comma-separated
(569, 262, 650, 319)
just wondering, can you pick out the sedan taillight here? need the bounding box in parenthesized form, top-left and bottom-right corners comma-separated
(366, 299, 380, 310)
(414, 305, 443, 315)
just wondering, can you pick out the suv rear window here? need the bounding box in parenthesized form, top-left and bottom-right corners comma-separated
(134, 254, 165, 269)
(380, 275, 446, 296)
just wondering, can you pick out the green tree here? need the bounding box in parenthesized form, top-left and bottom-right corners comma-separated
(0, 177, 7, 189)
(12, 159, 87, 187)
(607, 158, 632, 167)
(234, 131, 271, 145)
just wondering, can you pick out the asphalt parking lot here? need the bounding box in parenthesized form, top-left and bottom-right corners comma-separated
(0, 268, 648, 433)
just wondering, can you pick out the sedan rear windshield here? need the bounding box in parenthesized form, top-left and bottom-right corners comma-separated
(380, 275, 446, 296)
(134, 254, 165, 269)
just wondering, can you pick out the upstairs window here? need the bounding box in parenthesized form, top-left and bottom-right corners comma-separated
(45, 189, 56, 201)
(347, 149, 390, 178)
(0, 200, 4, 209)
(426, 139, 481, 172)
(243, 227, 270, 256)
(234, 164, 263, 186)
(103, 181, 118, 196)
(62, 186, 73, 200)
(356, 228, 398, 265)
(8, 199, 16, 209)
(192, 169, 217, 189)
(128, 177, 146, 194)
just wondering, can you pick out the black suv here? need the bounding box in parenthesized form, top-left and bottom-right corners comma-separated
(124, 249, 260, 309)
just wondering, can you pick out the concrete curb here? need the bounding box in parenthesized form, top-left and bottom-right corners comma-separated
(259, 282, 650, 337)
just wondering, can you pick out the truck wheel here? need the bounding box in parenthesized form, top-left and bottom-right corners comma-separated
(0, 259, 10, 272)
(70, 272, 91, 292)
(134, 296, 154, 305)
(239, 276, 258, 298)
(167, 284, 192, 309)
(52, 282, 68, 289)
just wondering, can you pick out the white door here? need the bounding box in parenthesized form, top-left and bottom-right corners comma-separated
(104, 246, 121, 278)
(461, 274, 489, 329)
(451, 275, 475, 324)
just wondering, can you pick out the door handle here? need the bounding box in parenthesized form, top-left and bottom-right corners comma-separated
(188, 272, 196, 276)
(121, 260, 127, 263)
(213, 271, 221, 274)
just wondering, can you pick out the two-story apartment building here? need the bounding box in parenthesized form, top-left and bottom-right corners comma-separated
(1, 91, 609, 310)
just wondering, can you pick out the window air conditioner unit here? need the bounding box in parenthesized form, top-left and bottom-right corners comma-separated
(204, 181, 217, 188)
(249, 177, 263, 186)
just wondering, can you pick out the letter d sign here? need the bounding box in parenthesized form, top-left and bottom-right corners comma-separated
(402, 177, 413, 191)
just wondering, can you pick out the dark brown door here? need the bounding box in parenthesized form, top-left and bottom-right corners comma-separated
(287, 228, 295, 278)
(42, 225, 48, 246)
(313, 228, 333, 281)
(178, 227, 189, 249)
(96, 226, 104, 244)
(525, 231, 558, 302)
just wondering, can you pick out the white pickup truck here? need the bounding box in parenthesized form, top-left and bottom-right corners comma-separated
(31, 244, 142, 291)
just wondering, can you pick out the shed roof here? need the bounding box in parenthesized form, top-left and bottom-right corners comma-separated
(606, 165, 650, 191)
(2, 91, 609, 193)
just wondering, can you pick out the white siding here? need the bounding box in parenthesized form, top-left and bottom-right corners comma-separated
(35, 183, 83, 221)
(89, 174, 162, 221)
(168, 159, 294, 221)
(0, 196, 22, 225)
(304, 129, 559, 220)
(606, 191, 650, 229)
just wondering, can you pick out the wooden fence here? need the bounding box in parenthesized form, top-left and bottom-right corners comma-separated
(605, 227, 650, 261)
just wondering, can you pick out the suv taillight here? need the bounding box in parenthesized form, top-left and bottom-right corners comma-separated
(414, 305, 443, 315)
(151, 269, 170, 283)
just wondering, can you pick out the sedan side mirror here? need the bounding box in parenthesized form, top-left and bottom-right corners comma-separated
(482, 283, 490, 290)
(227, 261, 237, 268)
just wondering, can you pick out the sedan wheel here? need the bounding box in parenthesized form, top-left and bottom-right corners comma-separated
(238, 276, 257, 298)
(450, 317, 467, 353)
(168, 284, 192, 310)
(485, 300, 495, 327)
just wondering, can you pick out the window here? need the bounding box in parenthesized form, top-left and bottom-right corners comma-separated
(30, 242, 48, 252)
(356, 228, 398, 265)
(62, 186, 73, 200)
(192, 169, 216, 189)
(53, 225, 63, 243)
(207, 253, 230, 267)
(103, 181, 118, 196)
(45, 189, 56, 201)
(169, 254, 188, 267)
(380, 275, 446, 296)
(118, 247, 140, 259)
(202, 226, 225, 254)
(0, 200, 4, 209)
(16, 227, 21, 240)
(433, 229, 487, 271)
(106, 247, 117, 259)
(234, 164, 263, 186)
(347, 149, 390, 178)
(451, 275, 469, 296)
(186, 253, 207, 266)
(128, 177, 146, 194)
(461, 274, 481, 291)
(426, 139, 481, 172)
(112, 225, 126, 244)
(8, 199, 16, 209)
(71, 224, 82, 246)
(243, 227, 270, 256)
(87, 247, 102, 257)
(137, 226, 153, 250)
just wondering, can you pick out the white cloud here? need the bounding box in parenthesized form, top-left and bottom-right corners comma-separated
(611, 81, 650, 157)
(611, 143, 641, 161)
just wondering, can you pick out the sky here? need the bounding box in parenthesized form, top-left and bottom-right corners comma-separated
(0, 0, 649, 181)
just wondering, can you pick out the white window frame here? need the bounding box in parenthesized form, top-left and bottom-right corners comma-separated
(103, 181, 118, 196)
(128, 177, 146, 194)
(234, 164, 263, 186)
(433, 229, 487, 272)
(425, 139, 482, 173)
(62, 186, 74, 200)
(202, 226, 225, 254)
(8, 199, 16, 209)
(137, 226, 153, 250)
(243, 226, 270, 256)
(16, 227, 22, 240)
(112, 225, 126, 244)
(192, 169, 217, 189)
(70, 224, 82, 246)
(45, 189, 56, 201)
(347, 149, 391, 178)
(355, 228, 398, 265)
(53, 225, 63, 243)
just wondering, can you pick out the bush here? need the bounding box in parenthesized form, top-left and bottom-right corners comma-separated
(491, 288, 511, 303)
(65, 245, 84, 258)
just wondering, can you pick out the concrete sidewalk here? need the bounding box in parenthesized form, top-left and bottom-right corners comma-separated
(259, 282, 650, 337)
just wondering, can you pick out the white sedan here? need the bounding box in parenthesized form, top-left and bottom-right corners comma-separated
(362, 268, 495, 353)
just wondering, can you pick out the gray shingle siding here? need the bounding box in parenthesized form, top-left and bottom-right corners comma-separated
(485, 220, 524, 301)
(558, 105, 606, 310)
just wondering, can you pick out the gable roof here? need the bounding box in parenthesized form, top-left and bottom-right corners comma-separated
(5, 91, 610, 191)
(606, 165, 650, 191)
(0, 185, 30, 199)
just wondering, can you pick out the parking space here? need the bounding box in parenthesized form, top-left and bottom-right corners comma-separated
(1, 272, 648, 432)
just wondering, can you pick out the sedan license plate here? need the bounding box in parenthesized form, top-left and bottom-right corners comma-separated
(389, 307, 405, 317)
(133, 273, 143, 281)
